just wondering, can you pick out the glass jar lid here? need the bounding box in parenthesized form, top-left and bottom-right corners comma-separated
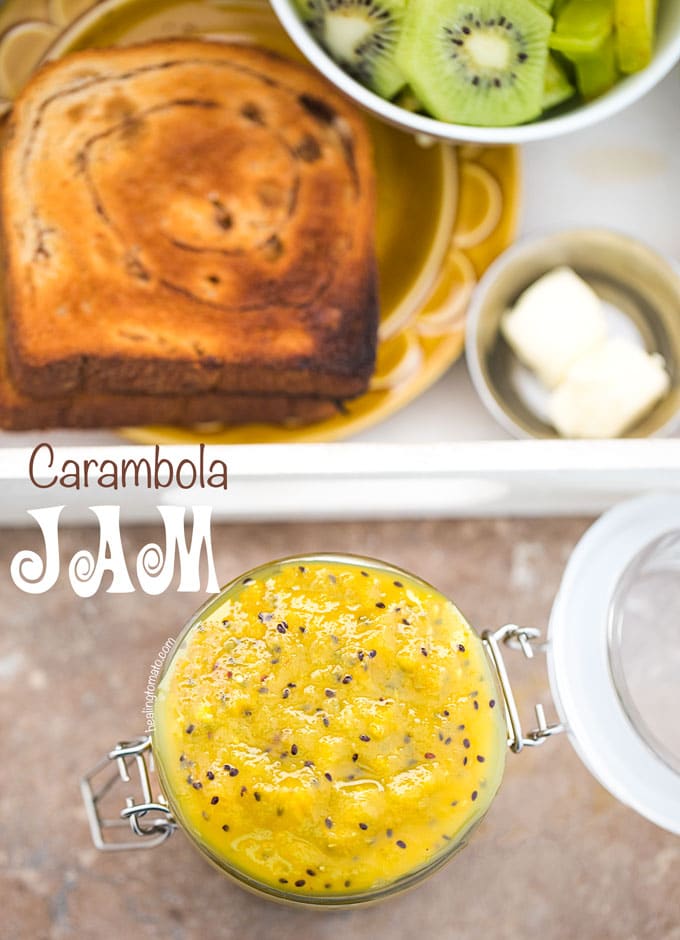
(547, 492, 680, 835)
(608, 530, 680, 776)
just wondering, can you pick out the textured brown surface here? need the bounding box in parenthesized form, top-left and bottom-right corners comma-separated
(0, 326, 341, 429)
(1, 517, 679, 939)
(3, 41, 377, 399)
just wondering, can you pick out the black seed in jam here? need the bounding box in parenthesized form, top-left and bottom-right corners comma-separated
(396, 840, 407, 849)
(222, 824, 230, 831)
(489, 699, 496, 708)
(458, 724, 465, 731)
(359, 822, 368, 830)
(386, 828, 393, 838)
(442, 710, 450, 717)
(211, 796, 219, 805)
(185, 724, 195, 734)
(242, 578, 254, 585)
(471, 790, 478, 801)
(424, 752, 436, 759)
(304, 760, 314, 768)
(288, 682, 296, 688)
(299, 627, 306, 634)
(258, 612, 272, 623)
(291, 743, 298, 755)
(359, 734, 370, 742)
(244, 710, 252, 717)
(279, 877, 288, 884)
(361, 571, 369, 577)
(282, 688, 290, 699)
(325, 817, 333, 829)
(445, 737, 452, 745)
(463, 757, 468, 766)
(295, 879, 306, 887)
(369, 650, 377, 658)
(277, 807, 284, 816)
(402, 619, 410, 625)
(298, 566, 306, 573)
(393, 581, 403, 588)
(206, 771, 215, 780)
(451, 800, 458, 807)
(458, 644, 466, 652)
(322, 717, 330, 727)
(376, 602, 386, 609)
(240, 786, 247, 796)
(473, 701, 479, 710)
(352, 753, 359, 762)
(421, 647, 428, 657)
(325, 883, 332, 889)
(477, 755, 485, 763)
(254, 792, 261, 801)
(325, 772, 333, 781)
(192, 781, 202, 790)
(342, 675, 352, 684)
(277, 622, 288, 634)
(229, 767, 239, 777)
(463, 738, 471, 748)
(306, 868, 316, 877)
(325, 689, 336, 698)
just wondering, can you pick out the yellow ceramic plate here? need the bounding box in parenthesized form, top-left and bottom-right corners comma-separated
(0, 0, 520, 443)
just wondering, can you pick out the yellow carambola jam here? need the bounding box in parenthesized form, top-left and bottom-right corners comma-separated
(154, 557, 506, 900)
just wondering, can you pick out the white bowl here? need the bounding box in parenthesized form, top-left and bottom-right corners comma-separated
(464, 228, 680, 439)
(269, 0, 680, 143)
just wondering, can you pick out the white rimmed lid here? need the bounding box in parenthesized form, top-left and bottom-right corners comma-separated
(547, 492, 680, 835)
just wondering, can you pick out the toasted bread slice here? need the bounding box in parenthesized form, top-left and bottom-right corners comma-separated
(0, 303, 340, 431)
(0, 351, 340, 430)
(3, 40, 378, 400)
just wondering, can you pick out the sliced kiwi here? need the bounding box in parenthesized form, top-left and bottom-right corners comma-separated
(615, 0, 658, 73)
(395, 0, 552, 127)
(573, 33, 619, 97)
(532, 0, 556, 11)
(543, 53, 576, 109)
(394, 86, 425, 113)
(295, 0, 407, 98)
(549, 0, 614, 57)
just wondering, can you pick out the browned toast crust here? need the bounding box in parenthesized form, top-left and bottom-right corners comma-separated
(0, 351, 341, 430)
(3, 40, 378, 399)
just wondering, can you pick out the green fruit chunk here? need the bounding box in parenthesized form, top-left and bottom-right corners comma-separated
(295, 0, 407, 98)
(574, 33, 619, 97)
(533, 0, 556, 10)
(549, 0, 614, 57)
(543, 53, 576, 109)
(396, 0, 553, 127)
(615, 0, 658, 72)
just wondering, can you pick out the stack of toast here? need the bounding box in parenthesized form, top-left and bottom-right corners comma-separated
(0, 40, 379, 430)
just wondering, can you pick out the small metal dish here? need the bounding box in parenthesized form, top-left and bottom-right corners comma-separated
(465, 228, 680, 439)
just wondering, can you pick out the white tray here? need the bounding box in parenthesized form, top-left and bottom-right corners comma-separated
(1, 70, 678, 521)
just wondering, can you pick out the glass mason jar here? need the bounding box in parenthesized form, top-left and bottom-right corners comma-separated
(82, 494, 680, 907)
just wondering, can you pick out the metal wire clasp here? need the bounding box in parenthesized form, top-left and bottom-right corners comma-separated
(81, 736, 176, 851)
(482, 624, 564, 753)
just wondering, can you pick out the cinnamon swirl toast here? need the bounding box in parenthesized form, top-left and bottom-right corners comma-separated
(2, 40, 378, 407)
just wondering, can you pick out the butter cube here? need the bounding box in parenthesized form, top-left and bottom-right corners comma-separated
(501, 267, 607, 388)
(549, 338, 670, 438)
